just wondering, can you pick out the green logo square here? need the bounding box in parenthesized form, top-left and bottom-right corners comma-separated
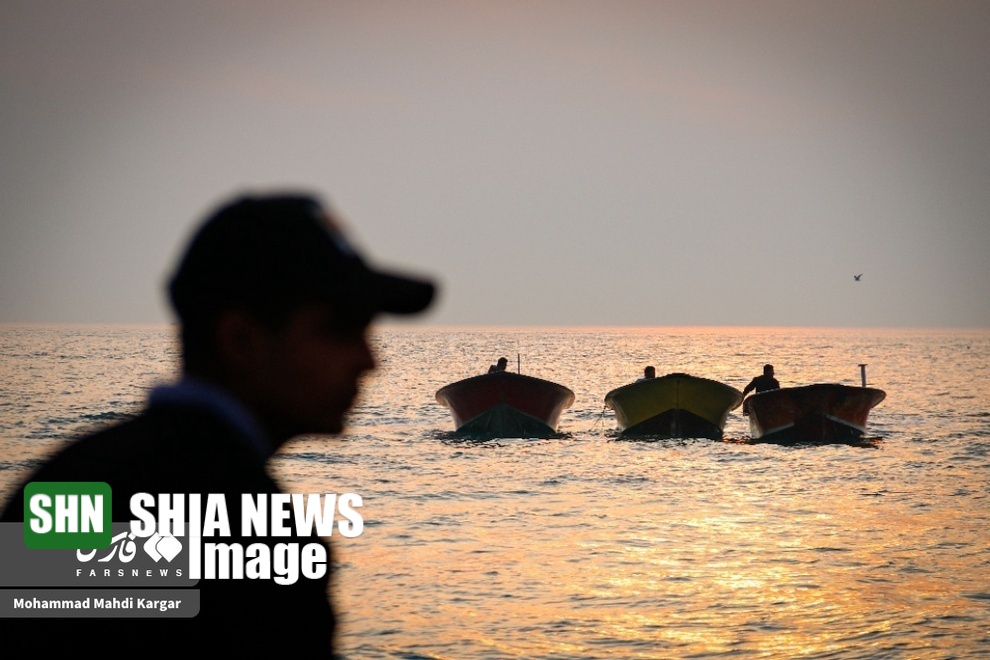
(23, 482, 112, 549)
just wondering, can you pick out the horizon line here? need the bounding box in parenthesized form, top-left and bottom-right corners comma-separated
(1, 322, 988, 332)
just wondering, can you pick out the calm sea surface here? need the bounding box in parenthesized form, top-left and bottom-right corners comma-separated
(1, 325, 988, 658)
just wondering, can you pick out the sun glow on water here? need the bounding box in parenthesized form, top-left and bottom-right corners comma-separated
(2, 325, 988, 657)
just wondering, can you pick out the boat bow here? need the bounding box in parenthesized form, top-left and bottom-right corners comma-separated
(436, 371, 575, 438)
(604, 373, 742, 439)
(744, 384, 886, 443)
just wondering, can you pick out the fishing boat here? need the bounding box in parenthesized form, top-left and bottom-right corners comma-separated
(604, 373, 743, 439)
(743, 384, 886, 443)
(435, 370, 575, 438)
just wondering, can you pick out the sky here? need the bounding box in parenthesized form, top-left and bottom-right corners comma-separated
(2, 1, 988, 328)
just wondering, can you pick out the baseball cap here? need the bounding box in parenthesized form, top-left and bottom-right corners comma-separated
(168, 193, 436, 323)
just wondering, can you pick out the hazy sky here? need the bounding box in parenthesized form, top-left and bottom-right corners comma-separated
(2, 1, 988, 327)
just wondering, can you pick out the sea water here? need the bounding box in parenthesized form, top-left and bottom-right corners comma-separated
(1, 324, 988, 658)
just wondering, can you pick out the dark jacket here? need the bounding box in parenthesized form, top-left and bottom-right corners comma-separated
(1, 400, 335, 655)
(743, 374, 780, 396)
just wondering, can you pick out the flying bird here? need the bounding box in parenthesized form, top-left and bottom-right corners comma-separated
(854, 274, 862, 281)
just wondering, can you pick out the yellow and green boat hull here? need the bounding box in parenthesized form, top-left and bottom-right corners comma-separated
(605, 373, 743, 439)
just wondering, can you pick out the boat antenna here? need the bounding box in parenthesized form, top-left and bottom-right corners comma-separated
(591, 404, 608, 436)
(859, 363, 867, 387)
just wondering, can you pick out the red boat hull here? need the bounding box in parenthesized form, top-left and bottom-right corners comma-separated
(435, 371, 575, 438)
(743, 384, 886, 443)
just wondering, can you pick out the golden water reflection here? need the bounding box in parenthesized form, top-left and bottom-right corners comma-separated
(3, 325, 987, 657)
(327, 425, 988, 657)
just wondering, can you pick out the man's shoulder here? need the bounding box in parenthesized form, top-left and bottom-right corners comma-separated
(34, 404, 251, 469)
(2, 403, 275, 522)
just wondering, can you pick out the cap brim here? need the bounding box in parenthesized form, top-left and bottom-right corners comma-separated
(368, 270, 436, 315)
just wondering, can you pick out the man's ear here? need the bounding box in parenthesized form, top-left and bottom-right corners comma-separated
(214, 309, 270, 374)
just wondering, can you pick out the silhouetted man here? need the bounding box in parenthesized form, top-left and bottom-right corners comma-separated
(742, 364, 780, 397)
(488, 356, 509, 373)
(0, 193, 435, 653)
